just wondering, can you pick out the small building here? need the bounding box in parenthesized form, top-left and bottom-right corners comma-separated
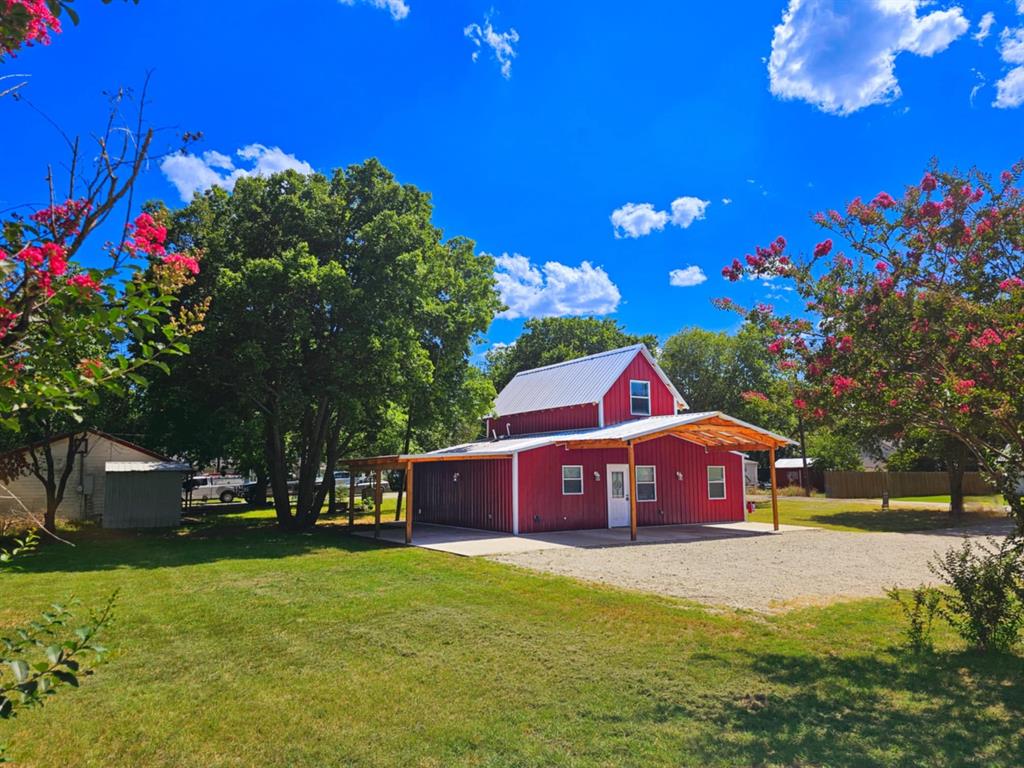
(743, 459, 760, 488)
(103, 461, 191, 528)
(0, 429, 188, 527)
(774, 456, 824, 492)
(347, 345, 793, 541)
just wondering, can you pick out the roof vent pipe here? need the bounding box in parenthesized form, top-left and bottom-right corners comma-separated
(506, 423, 512, 437)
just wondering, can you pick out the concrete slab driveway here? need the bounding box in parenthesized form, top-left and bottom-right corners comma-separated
(356, 521, 807, 557)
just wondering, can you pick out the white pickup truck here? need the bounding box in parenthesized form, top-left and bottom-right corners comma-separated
(184, 475, 246, 503)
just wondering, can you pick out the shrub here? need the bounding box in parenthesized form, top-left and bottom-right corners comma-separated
(886, 585, 942, 652)
(929, 538, 1024, 652)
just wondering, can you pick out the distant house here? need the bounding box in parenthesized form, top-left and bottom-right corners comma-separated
(774, 456, 824, 492)
(0, 429, 189, 528)
(348, 345, 793, 540)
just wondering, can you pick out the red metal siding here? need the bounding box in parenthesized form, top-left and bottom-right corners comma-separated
(517, 444, 626, 533)
(486, 404, 599, 437)
(633, 436, 744, 524)
(516, 437, 744, 532)
(413, 458, 513, 532)
(602, 353, 678, 426)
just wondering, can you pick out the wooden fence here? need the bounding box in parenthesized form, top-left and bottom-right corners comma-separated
(824, 470, 996, 499)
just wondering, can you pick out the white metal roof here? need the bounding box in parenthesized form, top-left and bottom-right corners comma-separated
(774, 457, 817, 469)
(402, 412, 794, 461)
(492, 344, 687, 417)
(105, 461, 192, 473)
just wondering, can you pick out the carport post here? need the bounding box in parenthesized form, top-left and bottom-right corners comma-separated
(768, 446, 780, 532)
(627, 440, 638, 541)
(348, 465, 356, 530)
(373, 467, 382, 539)
(404, 461, 414, 544)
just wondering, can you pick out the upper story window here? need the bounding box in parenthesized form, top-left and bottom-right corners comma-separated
(630, 380, 651, 416)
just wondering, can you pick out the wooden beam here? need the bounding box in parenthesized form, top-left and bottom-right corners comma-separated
(404, 461, 414, 544)
(374, 467, 382, 539)
(558, 439, 628, 450)
(627, 440, 637, 542)
(769, 446, 779, 532)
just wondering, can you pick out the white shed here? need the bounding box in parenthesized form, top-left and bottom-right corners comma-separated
(0, 430, 181, 524)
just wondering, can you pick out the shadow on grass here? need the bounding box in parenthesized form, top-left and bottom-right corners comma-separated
(4, 513, 393, 575)
(688, 648, 1024, 767)
(807, 508, 1013, 534)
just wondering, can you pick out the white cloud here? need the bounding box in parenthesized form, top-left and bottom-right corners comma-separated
(610, 202, 669, 238)
(669, 196, 710, 228)
(160, 144, 314, 202)
(721, 197, 733, 205)
(668, 266, 708, 288)
(768, 0, 969, 115)
(995, 25, 1024, 107)
(493, 253, 621, 319)
(610, 196, 710, 238)
(338, 0, 409, 21)
(465, 16, 520, 79)
(974, 12, 996, 42)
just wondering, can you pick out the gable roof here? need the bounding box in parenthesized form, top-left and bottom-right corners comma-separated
(0, 429, 172, 462)
(492, 344, 687, 417)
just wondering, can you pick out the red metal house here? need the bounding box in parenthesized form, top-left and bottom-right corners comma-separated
(347, 345, 792, 542)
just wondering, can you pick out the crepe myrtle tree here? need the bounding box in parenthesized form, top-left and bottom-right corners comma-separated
(0, 87, 206, 533)
(719, 164, 1024, 531)
(0, 0, 138, 59)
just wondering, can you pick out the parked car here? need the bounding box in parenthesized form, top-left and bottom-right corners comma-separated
(184, 475, 246, 503)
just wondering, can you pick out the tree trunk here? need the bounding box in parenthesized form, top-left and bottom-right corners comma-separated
(797, 413, 810, 497)
(946, 442, 967, 519)
(264, 411, 295, 529)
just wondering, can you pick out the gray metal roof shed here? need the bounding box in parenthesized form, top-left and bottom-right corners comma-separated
(102, 461, 191, 529)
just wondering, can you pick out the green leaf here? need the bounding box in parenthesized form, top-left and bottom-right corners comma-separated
(7, 660, 29, 684)
(51, 670, 78, 688)
(44, 645, 62, 665)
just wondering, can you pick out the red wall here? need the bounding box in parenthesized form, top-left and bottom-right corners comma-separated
(516, 437, 743, 532)
(413, 458, 513, 532)
(602, 353, 678, 426)
(486, 404, 599, 437)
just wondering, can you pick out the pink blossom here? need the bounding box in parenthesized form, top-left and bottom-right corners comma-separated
(871, 191, 897, 209)
(16, 246, 44, 267)
(814, 239, 833, 257)
(741, 390, 769, 403)
(969, 328, 1002, 349)
(999, 277, 1024, 291)
(920, 201, 942, 218)
(42, 242, 66, 276)
(161, 253, 200, 275)
(67, 273, 100, 293)
(831, 375, 856, 397)
(953, 379, 975, 395)
(1001, 170, 1014, 186)
(793, 397, 807, 410)
(875, 261, 888, 272)
(767, 338, 785, 355)
(921, 172, 938, 192)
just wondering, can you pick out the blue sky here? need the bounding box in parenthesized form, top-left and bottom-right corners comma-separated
(4, 0, 1024, 352)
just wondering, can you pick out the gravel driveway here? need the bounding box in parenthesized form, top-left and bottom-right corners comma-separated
(491, 521, 1014, 613)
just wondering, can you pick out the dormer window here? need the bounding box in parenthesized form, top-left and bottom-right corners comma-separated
(630, 380, 651, 416)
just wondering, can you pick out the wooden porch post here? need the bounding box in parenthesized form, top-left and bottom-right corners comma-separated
(768, 446, 779, 532)
(374, 467, 382, 539)
(348, 464, 356, 530)
(404, 461, 414, 544)
(627, 440, 638, 542)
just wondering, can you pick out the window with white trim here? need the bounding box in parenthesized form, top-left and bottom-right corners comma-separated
(707, 465, 726, 500)
(630, 380, 651, 415)
(636, 465, 656, 502)
(561, 465, 583, 495)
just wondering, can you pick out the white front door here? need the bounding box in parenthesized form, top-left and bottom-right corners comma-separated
(606, 464, 630, 528)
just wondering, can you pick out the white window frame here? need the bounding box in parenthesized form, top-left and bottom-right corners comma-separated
(561, 465, 584, 496)
(635, 465, 657, 502)
(630, 379, 651, 416)
(707, 465, 727, 500)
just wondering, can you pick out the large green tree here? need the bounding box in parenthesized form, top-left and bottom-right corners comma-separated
(485, 317, 657, 391)
(146, 161, 499, 530)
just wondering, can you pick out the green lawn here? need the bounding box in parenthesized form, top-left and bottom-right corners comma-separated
(1, 513, 1021, 767)
(893, 494, 1007, 509)
(748, 498, 1009, 532)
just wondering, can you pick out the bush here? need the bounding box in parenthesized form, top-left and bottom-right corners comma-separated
(886, 585, 942, 652)
(929, 538, 1024, 653)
